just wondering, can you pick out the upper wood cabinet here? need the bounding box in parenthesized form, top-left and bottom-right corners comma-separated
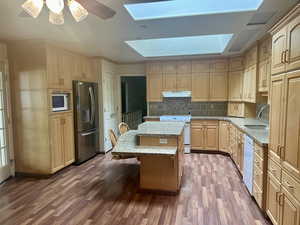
(176, 74, 191, 91)
(147, 62, 163, 74)
(286, 15, 300, 72)
(211, 59, 228, 72)
(177, 61, 191, 73)
(163, 73, 177, 91)
(163, 61, 177, 74)
(210, 72, 228, 101)
(227, 102, 256, 118)
(191, 60, 210, 73)
(270, 7, 300, 75)
(245, 45, 258, 69)
(258, 59, 271, 93)
(229, 57, 244, 71)
(191, 72, 210, 101)
(271, 27, 288, 75)
(259, 37, 272, 62)
(0, 43, 7, 60)
(243, 65, 257, 103)
(219, 121, 230, 153)
(228, 71, 244, 101)
(269, 75, 285, 164)
(147, 73, 163, 102)
(282, 71, 300, 180)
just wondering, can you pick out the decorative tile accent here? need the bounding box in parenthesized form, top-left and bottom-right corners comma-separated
(148, 98, 228, 116)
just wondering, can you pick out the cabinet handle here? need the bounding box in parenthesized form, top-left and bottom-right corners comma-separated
(284, 50, 289, 63)
(279, 193, 284, 206)
(276, 192, 280, 202)
(281, 51, 285, 64)
(277, 145, 281, 156)
(280, 146, 285, 160)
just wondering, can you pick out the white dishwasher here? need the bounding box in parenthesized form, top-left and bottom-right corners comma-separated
(243, 135, 254, 195)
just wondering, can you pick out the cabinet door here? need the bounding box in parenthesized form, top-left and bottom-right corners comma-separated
(248, 65, 257, 103)
(266, 173, 281, 225)
(219, 121, 229, 153)
(60, 51, 72, 89)
(163, 73, 177, 91)
(191, 72, 210, 101)
(47, 47, 61, 88)
(286, 15, 300, 72)
(211, 59, 228, 72)
(282, 71, 300, 180)
(177, 61, 191, 73)
(229, 57, 244, 71)
(72, 54, 85, 81)
(243, 69, 250, 101)
(191, 126, 205, 150)
(272, 27, 287, 75)
(191, 60, 210, 73)
(210, 72, 228, 101)
(281, 188, 300, 225)
(50, 116, 64, 173)
(163, 61, 177, 74)
(147, 74, 163, 102)
(228, 71, 243, 101)
(147, 62, 163, 74)
(258, 59, 271, 93)
(63, 114, 75, 166)
(176, 74, 191, 91)
(269, 75, 285, 163)
(205, 125, 219, 150)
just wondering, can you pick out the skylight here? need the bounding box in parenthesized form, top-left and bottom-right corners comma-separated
(124, 0, 264, 20)
(125, 34, 234, 57)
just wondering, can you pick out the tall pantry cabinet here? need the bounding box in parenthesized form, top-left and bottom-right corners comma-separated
(267, 5, 300, 225)
(8, 41, 96, 175)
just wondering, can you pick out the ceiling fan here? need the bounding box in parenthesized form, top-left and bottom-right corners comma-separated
(21, 0, 173, 25)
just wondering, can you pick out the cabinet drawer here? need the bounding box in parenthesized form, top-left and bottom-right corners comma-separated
(268, 157, 281, 182)
(282, 170, 300, 202)
(254, 164, 263, 189)
(254, 152, 263, 171)
(192, 120, 219, 126)
(254, 143, 264, 158)
(253, 182, 263, 208)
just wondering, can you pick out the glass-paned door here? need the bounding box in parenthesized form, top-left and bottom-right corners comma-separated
(0, 61, 10, 183)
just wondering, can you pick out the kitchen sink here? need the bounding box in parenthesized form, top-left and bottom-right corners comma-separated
(244, 125, 269, 130)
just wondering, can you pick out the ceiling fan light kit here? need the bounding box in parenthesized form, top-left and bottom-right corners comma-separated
(22, 0, 44, 18)
(21, 0, 90, 24)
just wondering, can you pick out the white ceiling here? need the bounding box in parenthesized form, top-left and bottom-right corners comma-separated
(0, 0, 298, 63)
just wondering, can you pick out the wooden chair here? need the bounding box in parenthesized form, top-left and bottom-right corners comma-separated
(109, 129, 118, 148)
(118, 122, 130, 135)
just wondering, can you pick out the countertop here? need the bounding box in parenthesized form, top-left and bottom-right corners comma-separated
(137, 121, 185, 136)
(144, 116, 269, 146)
(112, 130, 177, 156)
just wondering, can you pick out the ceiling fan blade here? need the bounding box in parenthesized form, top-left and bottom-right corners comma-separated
(124, 0, 173, 4)
(76, 0, 116, 20)
(18, 9, 32, 18)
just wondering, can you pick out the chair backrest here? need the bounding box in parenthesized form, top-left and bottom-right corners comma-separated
(118, 122, 130, 135)
(109, 129, 118, 148)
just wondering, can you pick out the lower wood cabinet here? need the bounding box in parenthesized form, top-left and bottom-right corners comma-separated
(219, 121, 230, 153)
(191, 120, 219, 151)
(266, 172, 281, 225)
(50, 113, 75, 173)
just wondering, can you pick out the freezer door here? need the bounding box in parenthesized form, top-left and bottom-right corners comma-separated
(74, 81, 98, 131)
(75, 129, 99, 164)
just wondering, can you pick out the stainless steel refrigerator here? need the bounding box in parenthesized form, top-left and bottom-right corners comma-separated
(73, 81, 100, 164)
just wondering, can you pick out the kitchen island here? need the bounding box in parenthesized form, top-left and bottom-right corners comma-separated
(112, 122, 185, 193)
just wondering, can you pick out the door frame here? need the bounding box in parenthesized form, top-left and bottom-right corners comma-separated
(0, 59, 14, 183)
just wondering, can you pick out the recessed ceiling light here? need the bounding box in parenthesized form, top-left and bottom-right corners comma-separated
(124, 0, 264, 21)
(125, 34, 234, 57)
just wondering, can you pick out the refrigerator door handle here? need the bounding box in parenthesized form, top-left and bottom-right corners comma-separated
(89, 86, 95, 125)
(81, 130, 96, 136)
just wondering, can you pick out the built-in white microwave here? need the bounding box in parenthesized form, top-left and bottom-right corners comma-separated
(52, 93, 69, 112)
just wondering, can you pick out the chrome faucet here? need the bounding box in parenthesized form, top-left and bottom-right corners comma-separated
(257, 104, 269, 121)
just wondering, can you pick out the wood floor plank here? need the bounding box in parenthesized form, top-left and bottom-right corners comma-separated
(0, 153, 271, 225)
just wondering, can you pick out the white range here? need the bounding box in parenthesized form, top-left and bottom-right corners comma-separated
(159, 115, 191, 153)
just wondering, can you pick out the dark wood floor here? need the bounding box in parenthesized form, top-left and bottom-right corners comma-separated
(0, 153, 271, 225)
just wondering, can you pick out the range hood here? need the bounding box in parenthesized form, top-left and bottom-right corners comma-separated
(162, 91, 192, 98)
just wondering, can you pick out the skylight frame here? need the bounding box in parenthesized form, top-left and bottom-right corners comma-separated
(124, 0, 264, 21)
(125, 34, 234, 57)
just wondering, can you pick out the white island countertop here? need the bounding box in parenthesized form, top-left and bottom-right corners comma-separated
(136, 121, 185, 137)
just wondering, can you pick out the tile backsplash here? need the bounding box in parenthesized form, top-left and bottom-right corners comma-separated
(148, 98, 228, 116)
